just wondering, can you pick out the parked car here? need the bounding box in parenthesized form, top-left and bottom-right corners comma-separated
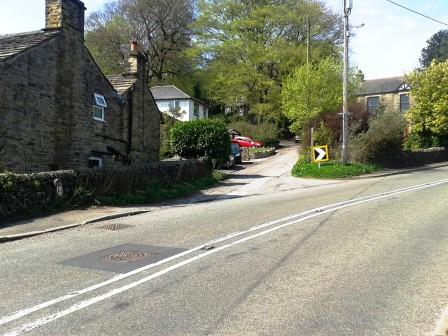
(231, 141, 242, 164)
(233, 136, 263, 148)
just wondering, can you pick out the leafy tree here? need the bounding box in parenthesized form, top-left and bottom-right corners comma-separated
(420, 30, 448, 68)
(86, 0, 195, 81)
(194, 0, 341, 122)
(281, 58, 343, 134)
(406, 60, 448, 146)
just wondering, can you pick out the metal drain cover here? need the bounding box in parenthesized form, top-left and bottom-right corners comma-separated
(103, 250, 147, 262)
(60, 244, 187, 273)
(98, 223, 134, 231)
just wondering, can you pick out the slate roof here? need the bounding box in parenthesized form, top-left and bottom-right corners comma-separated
(150, 85, 209, 107)
(106, 75, 137, 95)
(357, 76, 406, 96)
(0, 30, 60, 62)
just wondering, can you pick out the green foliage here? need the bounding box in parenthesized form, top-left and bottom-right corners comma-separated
(406, 61, 448, 144)
(403, 132, 446, 150)
(281, 58, 344, 134)
(292, 158, 378, 179)
(0, 171, 16, 193)
(228, 120, 280, 147)
(170, 120, 231, 164)
(194, 0, 341, 122)
(420, 30, 448, 68)
(348, 109, 405, 164)
(160, 115, 178, 159)
(97, 171, 225, 205)
(313, 122, 335, 146)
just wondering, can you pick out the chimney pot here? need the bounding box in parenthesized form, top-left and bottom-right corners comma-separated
(130, 40, 139, 52)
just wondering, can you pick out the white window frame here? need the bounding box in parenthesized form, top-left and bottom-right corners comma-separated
(94, 93, 107, 108)
(93, 93, 107, 122)
(88, 156, 103, 168)
(93, 105, 105, 122)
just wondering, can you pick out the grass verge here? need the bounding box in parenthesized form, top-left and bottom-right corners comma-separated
(292, 160, 379, 179)
(96, 170, 225, 205)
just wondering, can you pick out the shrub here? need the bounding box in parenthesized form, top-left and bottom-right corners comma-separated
(228, 120, 279, 147)
(171, 119, 231, 165)
(160, 115, 178, 159)
(348, 109, 405, 164)
(313, 122, 335, 146)
(403, 131, 448, 150)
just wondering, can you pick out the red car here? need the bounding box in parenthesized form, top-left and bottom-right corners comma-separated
(233, 136, 263, 148)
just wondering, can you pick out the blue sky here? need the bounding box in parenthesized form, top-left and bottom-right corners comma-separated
(1, 0, 447, 79)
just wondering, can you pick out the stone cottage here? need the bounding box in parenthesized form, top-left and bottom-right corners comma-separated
(357, 76, 412, 114)
(0, 0, 160, 173)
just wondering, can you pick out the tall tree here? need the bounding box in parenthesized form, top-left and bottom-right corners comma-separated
(194, 0, 341, 122)
(420, 30, 448, 68)
(406, 60, 448, 144)
(85, 0, 195, 82)
(281, 58, 343, 134)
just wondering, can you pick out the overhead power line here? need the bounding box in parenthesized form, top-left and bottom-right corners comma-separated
(384, 0, 448, 27)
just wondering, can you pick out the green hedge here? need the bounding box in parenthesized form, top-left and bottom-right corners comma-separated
(171, 119, 231, 164)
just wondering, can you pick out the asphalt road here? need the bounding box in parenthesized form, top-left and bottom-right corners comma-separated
(1, 151, 448, 336)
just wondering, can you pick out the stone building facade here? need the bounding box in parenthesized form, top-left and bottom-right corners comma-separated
(0, 0, 160, 173)
(357, 76, 412, 115)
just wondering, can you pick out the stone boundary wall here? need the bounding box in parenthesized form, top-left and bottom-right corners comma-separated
(376, 148, 448, 168)
(0, 159, 211, 221)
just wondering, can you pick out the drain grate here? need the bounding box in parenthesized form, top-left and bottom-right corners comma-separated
(103, 250, 147, 262)
(98, 223, 135, 231)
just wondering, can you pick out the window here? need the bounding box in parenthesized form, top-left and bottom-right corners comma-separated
(367, 96, 380, 114)
(170, 100, 181, 109)
(88, 157, 103, 168)
(400, 94, 410, 113)
(194, 102, 200, 117)
(94, 93, 107, 108)
(93, 93, 106, 121)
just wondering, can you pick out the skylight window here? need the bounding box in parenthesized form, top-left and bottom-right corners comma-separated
(94, 93, 107, 108)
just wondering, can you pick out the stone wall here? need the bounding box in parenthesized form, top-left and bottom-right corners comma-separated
(0, 0, 160, 173)
(0, 159, 211, 221)
(376, 148, 448, 169)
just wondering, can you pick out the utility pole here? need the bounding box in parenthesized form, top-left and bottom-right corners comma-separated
(307, 0, 312, 148)
(342, 0, 352, 164)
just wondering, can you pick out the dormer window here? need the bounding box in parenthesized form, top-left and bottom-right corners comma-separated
(93, 93, 107, 121)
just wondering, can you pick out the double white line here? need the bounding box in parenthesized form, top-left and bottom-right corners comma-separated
(2, 178, 448, 335)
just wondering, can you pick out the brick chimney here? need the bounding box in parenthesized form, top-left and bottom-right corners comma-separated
(45, 0, 86, 35)
(125, 41, 147, 80)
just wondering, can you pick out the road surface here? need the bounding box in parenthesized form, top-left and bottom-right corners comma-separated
(1, 147, 448, 336)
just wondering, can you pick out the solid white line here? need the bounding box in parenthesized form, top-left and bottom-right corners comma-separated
(433, 304, 448, 335)
(4, 177, 448, 336)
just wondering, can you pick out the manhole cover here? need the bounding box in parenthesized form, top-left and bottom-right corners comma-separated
(98, 223, 134, 231)
(103, 250, 147, 262)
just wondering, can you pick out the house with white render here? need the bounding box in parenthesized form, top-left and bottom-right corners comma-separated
(150, 85, 209, 121)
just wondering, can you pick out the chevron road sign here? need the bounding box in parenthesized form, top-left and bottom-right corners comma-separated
(313, 145, 329, 163)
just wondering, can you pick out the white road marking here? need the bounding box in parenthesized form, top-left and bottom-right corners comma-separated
(2, 178, 448, 335)
(433, 304, 448, 335)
